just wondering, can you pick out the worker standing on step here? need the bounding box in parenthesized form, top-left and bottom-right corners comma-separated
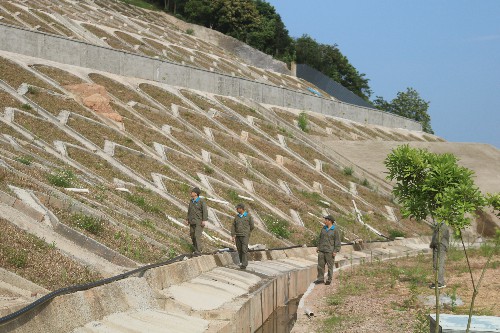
(231, 203, 254, 269)
(315, 215, 341, 285)
(185, 187, 208, 255)
(429, 222, 450, 289)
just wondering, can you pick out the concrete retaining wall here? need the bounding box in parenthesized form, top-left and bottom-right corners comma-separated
(1, 238, 435, 333)
(0, 23, 422, 131)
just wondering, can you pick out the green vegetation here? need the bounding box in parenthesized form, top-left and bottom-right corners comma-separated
(388, 229, 405, 240)
(21, 103, 32, 111)
(297, 112, 308, 132)
(47, 169, 76, 188)
(295, 34, 372, 100)
(6, 248, 28, 268)
(373, 87, 433, 134)
(262, 215, 290, 239)
(385, 144, 494, 333)
(203, 165, 214, 174)
(139, 219, 156, 230)
(227, 189, 240, 203)
(342, 166, 354, 176)
(360, 178, 370, 187)
(72, 213, 104, 235)
(125, 193, 162, 214)
(15, 155, 33, 165)
(27, 86, 38, 95)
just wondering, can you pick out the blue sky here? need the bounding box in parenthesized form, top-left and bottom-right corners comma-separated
(267, 1, 500, 148)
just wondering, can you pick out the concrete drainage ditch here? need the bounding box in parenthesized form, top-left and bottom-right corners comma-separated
(0, 238, 432, 333)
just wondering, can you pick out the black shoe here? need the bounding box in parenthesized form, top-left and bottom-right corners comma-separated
(429, 283, 446, 289)
(240, 266, 246, 270)
(314, 279, 324, 285)
(325, 281, 331, 285)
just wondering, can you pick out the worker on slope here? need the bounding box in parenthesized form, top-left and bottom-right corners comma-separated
(314, 215, 341, 285)
(231, 203, 254, 269)
(185, 187, 208, 255)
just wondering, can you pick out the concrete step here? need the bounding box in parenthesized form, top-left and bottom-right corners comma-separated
(167, 266, 262, 311)
(72, 309, 209, 333)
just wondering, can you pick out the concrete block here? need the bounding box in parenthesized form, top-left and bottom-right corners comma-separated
(213, 252, 233, 267)
(0, 190, 16, 206)
(249, 250, 268, 262)
(12, 199, 45, 222)
(283, 247, 312, 258)
(145, 255, 217, 290)
(266, 250, 286, 260)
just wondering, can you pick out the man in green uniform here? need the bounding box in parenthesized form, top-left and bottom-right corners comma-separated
(231, 203, 254, 269)
(429, 222, 450, 289)
(185, 187, 208, 255)
(314, 215, 341, 285)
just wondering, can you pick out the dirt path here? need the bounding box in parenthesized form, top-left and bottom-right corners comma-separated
(292, 249, 500, 333)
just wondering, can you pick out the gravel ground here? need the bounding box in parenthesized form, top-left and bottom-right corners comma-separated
(293, 248, 500, 333)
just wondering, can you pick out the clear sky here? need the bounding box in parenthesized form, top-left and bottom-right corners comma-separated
(267, 0, 500, 148)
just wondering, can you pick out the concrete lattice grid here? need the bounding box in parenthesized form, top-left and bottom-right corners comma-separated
(0, 0, 453, 318)
(0, 0, 327, 96)
(0, 2, 497, 331)
(0, 50, 432, 262)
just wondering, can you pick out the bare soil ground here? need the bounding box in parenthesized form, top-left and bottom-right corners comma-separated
(293, 245, 500, 333)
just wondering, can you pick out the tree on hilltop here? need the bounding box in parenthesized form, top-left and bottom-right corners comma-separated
(373, 87, 433, 133)
(295, 35, 372, 100)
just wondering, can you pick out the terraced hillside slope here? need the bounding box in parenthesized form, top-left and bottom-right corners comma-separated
(2, 0, 496, 319)
(0, 0, 323, 94)
(0, 47, 437, 281)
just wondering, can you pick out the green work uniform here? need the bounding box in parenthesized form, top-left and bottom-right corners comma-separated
(187, 197, 208, 254)
(317, 225, 341, 283)
(231, 212, 254, 268)
(430, 222, 450, 285)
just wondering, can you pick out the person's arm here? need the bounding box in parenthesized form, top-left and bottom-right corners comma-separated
(430, 225, 438, 248)
(201, 200, 208, 227)
(442, 224, 451, 248)
(231, 217, 236, 243)
(249, 216, 255, 231)
(316, 231, 321, 253)
(332, 229, 341, 255)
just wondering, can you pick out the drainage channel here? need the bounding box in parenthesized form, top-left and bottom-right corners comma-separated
(254, 297, 301, 333)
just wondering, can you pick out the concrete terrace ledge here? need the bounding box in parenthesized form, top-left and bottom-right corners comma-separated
(0, 237, 435, 333)
(0, 23, 421, 131)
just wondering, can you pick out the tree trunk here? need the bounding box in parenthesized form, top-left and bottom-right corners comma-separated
(434, 223, 441, 333)
(461, 231, 498, 333)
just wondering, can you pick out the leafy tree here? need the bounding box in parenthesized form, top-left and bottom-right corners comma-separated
(295, 35, 372, 100)
(384, 145, 491, 333)
(183, 0, 214, 27)
(247, 0, 294, 62)
(211, 0, 261, 41)
(373, 88, 433, 133)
